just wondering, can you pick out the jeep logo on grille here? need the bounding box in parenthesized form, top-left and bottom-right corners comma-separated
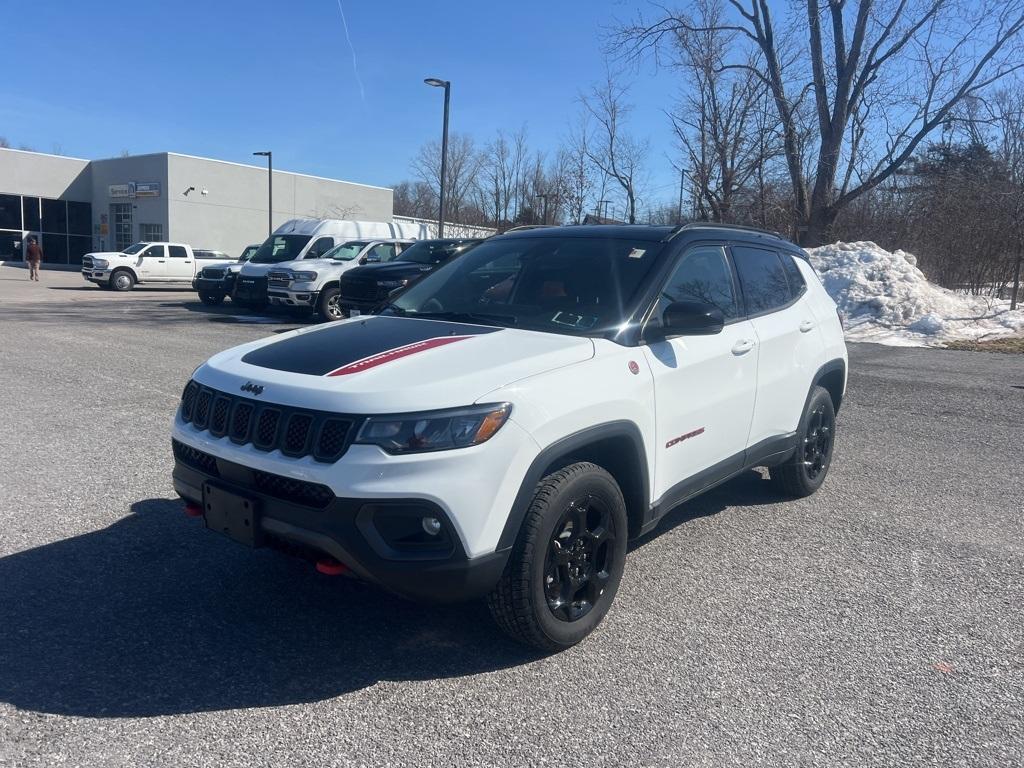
(240, 382, 264, 396)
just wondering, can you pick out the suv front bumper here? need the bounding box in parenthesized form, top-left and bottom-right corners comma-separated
(172, 448, 509, 602)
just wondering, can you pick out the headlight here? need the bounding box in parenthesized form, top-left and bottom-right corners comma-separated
(355, 403, 511, 454)
(92, 258, 109, 268)
(292, 271, 318, 281)
(379, 279, 409, 288)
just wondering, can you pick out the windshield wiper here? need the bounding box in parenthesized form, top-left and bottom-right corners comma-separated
(412, 310, 518, 327)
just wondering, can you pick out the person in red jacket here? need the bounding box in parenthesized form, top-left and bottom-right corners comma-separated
(25, 236, 43, 281)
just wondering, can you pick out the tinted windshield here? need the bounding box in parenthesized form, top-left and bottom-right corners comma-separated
(324, 241, 370, 261)
(123, 243, 147, 255)
(239, 246, 259, 262)
(388, 236, 664, 336)
(398, 239, 473, 265)
(251, 234, 312, 264)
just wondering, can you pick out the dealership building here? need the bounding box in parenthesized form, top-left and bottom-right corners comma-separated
(0, 147, 394, 264)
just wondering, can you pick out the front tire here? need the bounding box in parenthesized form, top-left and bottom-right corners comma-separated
(316, 285, 345, 322)
(770, 385, 836, 497)
(487, 462, 628, 651)
(109, 269, 135, 292)
(198, 291, 224, 306)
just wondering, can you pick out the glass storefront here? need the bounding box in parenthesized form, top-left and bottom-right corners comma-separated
(0, 193, 92, 264)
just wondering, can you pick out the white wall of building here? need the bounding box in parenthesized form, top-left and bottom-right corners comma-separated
(167, 153, 393, 255)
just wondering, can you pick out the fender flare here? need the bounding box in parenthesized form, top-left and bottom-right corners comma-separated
(496, 420, 650, 550)
(808, 358, 847, 413)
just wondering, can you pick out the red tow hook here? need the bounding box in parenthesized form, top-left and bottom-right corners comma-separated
(316, 558, 349, 576)
(184, 501, 204, 518)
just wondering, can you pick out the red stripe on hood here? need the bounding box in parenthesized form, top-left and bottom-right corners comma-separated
(325, 335, 474, 376)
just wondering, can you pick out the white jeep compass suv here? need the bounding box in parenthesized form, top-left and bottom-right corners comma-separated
(171, 224, 847, 650)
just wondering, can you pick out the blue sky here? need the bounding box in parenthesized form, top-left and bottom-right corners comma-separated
(3, 0, 685, 212)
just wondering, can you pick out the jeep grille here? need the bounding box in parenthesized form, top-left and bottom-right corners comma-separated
(178, 380, 357, 463)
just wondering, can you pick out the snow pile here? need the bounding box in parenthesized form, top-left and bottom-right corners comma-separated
(806, 241, 1024, 347)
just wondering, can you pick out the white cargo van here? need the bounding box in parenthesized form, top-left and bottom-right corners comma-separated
(232, 219, 429, 307)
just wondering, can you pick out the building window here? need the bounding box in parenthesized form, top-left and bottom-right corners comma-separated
(23, 197, 40, 231)
(41, 198, 68, 234)
(111, 203, 133, 251)
(0, 194, 20, 230)
(140, 223, 164, 242)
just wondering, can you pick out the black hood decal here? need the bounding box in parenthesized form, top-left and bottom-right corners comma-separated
(241, 316, 503, 376)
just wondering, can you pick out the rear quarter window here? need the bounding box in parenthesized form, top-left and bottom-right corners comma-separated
(731, 245, 792, 314)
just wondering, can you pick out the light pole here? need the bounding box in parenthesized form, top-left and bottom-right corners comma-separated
(424, 77, 450, 237)
(535, 193, 549, 225)
(253, 151, 272, 237)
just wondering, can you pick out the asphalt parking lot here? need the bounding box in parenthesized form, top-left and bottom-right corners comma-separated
(1, 265, 1022, 767)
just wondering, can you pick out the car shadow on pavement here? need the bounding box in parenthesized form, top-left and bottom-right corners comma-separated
(628, 469, 784, 552)
(0, 498, 538, 718)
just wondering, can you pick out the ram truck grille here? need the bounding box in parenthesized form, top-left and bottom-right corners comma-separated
(178, 380, 356, 463)
(268, 271, 291, 288)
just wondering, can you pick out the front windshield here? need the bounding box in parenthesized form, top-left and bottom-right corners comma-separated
(324, 241, 370, 261)
(250, 234, 313, 264)
(388, 236, 665, 336)
(123, 243, 147, 255)
(398, 239, 474, 265)
(239, 246, 259, 262)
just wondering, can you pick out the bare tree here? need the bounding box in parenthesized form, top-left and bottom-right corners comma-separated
(581, 73, 649, 223)
(560, 114, 596, 224)
(411, 132, 484, 223)
(615, 0, 1024, 245)
(480, 126, 528, 229)
(392, 180, 436, 219)
(0, 137, 10, 149)
(668, 0, 777, 222)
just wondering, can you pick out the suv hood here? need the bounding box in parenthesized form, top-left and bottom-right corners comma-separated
(197, 315, 594, 413)
(270, 257, 353, 272)
(344, 261, 434, 281)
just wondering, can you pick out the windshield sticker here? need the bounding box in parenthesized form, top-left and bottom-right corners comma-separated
(551, 311, 597, 329)
(627, 248, 646, 259)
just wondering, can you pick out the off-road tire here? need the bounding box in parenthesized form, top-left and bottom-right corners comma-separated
(770, 385, 836, 498)
(110, 269, 135, 292)
(487, 462, 628, 651)
(198, 291, 224, 306)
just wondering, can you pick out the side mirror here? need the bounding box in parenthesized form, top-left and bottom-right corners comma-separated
(644, 300, 725, 342)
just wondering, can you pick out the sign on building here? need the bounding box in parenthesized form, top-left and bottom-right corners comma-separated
(135, 182, 161, 198)
(108, 183, 134, 198)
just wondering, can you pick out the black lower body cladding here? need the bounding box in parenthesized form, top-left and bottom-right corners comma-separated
(172, 445, 509, 603)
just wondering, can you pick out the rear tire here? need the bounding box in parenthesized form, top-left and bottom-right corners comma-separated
(770, 385, 836, 498)
(487, 462, 628, 651)
(110, 269, 135, 292)
(198, 291, 224, 306)
(317, 285, 345, 322)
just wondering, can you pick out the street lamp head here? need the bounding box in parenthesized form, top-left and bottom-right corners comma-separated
(253, 150, 271, 157)
(424, 77, 449, 88)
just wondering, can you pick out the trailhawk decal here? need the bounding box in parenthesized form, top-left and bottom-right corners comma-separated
(240, 316, 502, 376)
(326, 335, 475, 376)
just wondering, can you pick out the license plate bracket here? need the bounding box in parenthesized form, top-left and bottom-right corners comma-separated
(203, 482, 261, 547)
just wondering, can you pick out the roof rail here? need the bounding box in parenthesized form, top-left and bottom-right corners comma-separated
(665, 221, 785, 241)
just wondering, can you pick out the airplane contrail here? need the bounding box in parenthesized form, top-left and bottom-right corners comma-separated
(335, 0, 366, 105)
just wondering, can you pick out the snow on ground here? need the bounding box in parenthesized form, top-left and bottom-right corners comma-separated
(806, 241, 1024, 347)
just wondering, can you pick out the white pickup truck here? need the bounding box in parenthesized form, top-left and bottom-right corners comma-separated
(82, 242, 236, 291)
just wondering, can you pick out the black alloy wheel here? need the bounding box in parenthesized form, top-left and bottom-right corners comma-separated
(544, 495, 617, 622)
(802, 402, 834, 481)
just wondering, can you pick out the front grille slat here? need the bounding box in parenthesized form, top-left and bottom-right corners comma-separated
(178, 380, 355, 463)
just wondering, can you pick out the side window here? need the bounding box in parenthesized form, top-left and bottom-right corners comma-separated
(732, 245, 792, 314)
(143, 244, 165, 258)
(779, 252, 806, 297)
(309, 237, 334, 258)
(168, 245, 188, 259)
(368, 243, 396, 262)
(657, 246, 738, 320)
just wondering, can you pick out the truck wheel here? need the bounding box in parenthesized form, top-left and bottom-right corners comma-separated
(770, 385, 836, 498)
(317, 286, 345, 322)
(110, 269, 135, 292)
(198, 291, 224, 306)
(487, 462, 628, 651)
